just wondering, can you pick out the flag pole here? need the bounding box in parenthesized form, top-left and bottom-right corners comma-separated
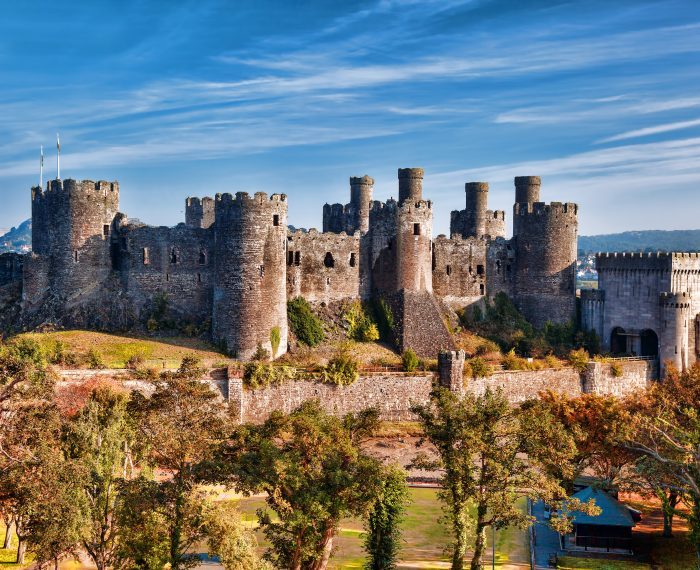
(40, 145, 44, 188)
(56, 133, 61, 180)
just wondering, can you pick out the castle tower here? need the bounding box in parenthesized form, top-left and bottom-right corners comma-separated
(438, 350, 466, 394)
(212, 191, 288, 360)
(398, 168, 423, 205)
(659, 292, 691, 374)
(396, 199, 433, 293)
(29, 179, 120, 299)
(512, 177, 578, 328)
(349, 175, 374, 234)
(513, 176, 541, 237)
(463, 182, 489, 238)
(580, 289, 605, 340)
(185, 196, 215, 228)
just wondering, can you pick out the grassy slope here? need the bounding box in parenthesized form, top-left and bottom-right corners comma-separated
(557, 557, 651, 569)
(234, 488, 529, 569)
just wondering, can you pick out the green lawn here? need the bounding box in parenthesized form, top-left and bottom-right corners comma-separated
(234, 487, 529, 569)
(0, 525, 31, 568)
(557, 557, 651, 569)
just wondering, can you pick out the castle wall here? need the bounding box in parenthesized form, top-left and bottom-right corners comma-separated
(212, 192, 288, 360)
(0, 253, 24, 287)
(432, 235, 487, 307)
(114, 221, 213, 321)
(486, 238, 516, 299)
(185, 197, 215, 229)
(580, 289, 605, 339)
(396, 200, 433, 293)
(286, 229, 360, 303)
(368, 200, 398, 294)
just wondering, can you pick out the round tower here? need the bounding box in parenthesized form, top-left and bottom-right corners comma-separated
(398, 168, 424, 205)
(513, 176, 541, 238)
(212, 191, 288, 360)
(396, 199, 433, 293)
(659, 292, 691, 375)
(464, 182, 489, 238)
(513, 201, 578, 328)
(349, 175, 374, 234)
(30, 179, 120, 298)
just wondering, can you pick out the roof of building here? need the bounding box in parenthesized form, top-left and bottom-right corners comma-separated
(570, 487, 636, 528)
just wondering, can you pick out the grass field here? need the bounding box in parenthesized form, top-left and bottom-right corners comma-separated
(233, 487, 529, 569)
(557, 557, 651, 569)
(13, 330, 232, 369)
(0, 524, 31, 568)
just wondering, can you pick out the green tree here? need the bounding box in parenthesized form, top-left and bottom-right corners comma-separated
(364, 465, 409, 570)
(128, 357, 230, 570)
(65, 386, 135, 570)
(212, 401, 384, 570)
(203, 501, 271, 570)
(401, 349, 419, 373)
(288, 297, 325, 347)
(412, 387, 578, 570)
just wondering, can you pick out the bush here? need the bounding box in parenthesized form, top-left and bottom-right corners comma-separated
(287, 297, 325, 347)
(87, 349, 106, 370)
(322, 351, 359, 385)
(568, 348, 590, 373)
(610, 362, 623, 377)
(369, 297, 395, 344)
(243, 362, 298, 389)
(466, 357, 493, 379)
(344, 301, 380, 342)
(252, 343, 271, 362)
(501, 349, 527, 371)
(401, 349, 419, 373)
(125, 353, 146, 370)
(48, 340, 80, 367)
(270, 326, 281, 358)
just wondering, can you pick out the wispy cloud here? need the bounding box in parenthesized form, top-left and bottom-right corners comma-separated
(598, 118, 700, 143)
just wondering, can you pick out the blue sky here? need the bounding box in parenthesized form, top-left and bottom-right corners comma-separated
(1, 0, 699, 236)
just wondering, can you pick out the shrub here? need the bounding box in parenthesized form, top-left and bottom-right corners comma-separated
(270, 326, 281, 358)
(344, 301, 380, 342)
(287, 297, 325, 347)
(243, 362, 298, 389)
(501, 349, 527, 371)
(87, 349, 106, 370)
(568, 348, 590, 373)
(466, 357, 493, 379)
(321, 351, 359, 385)
(125, 353, 146, 370)
(544, 355, 562, 369)
(370, 298, 395, 343)
(131, 366, 159, 380)
(401, 349, 419, 373)
(252, 343, 271, 362)
(610, 362, 623, 377)
(48, 340, 80, 367)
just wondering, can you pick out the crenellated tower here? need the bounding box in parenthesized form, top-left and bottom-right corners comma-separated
(212, 191, 288, 359)
(27, 179, 119, 304)
(450, 181, 505, 240)
(396, 198, 433, 293)
(659, 292, 692, 374)
(512, 176, 578, 328)
(185, 196, 215, 228)
(398, 168, 423, 205)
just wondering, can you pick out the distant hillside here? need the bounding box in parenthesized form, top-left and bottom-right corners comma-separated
(578, 230, 700, 255)
(0, 219, 31, 254)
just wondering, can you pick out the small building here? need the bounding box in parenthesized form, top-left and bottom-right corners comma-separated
(564, 487, 637, 555)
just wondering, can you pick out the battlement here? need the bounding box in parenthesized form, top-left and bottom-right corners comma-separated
(487, 209, 505, 221)
(514, 201, 578, 217)
(185, 196, 214, 208)
(399, 199, 433, 212)
(515, 176, 541, 187)
(595, 251, 674, 272)
(398, 168, 424, 179)
(659, 291, 692, 308)
(465, 181, 488, 193)
(215, 191, 287, 204)
(32, 179, 120, 201)
(350, 175, 374, 186)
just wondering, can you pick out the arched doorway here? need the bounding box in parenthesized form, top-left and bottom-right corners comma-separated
(640, 329, 659, 358)
(610, 327, 627, 355)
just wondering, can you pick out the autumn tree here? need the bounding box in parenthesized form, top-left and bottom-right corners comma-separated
(626, 363, 700, 562)
(128, 356, 230, 569)
(64, 386, 135, 570)
(412, 387, 579, 570)
(211, 401, 384, 570)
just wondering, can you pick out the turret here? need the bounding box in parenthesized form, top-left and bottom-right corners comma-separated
(513, 176, 541, 238)
(349, 175, 374, 234)
(212, 192, 288, 360)
(396, 199, 433, 293)
(185, 196, 215, 228)
(659, 292, 691, 374)
(463, 182, 489, 238)
(398, 168, 423, 205)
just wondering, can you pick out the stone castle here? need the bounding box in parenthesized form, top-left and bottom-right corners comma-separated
(0, 168, 582, 360)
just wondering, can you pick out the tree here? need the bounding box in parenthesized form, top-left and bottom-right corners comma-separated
(411, 387, 579, 570)
(128, 356, 230, 570)
(533, 391, 636, 492)
(0, 337, 55, 412)
(212, 401, 384, 570)
(203, 501, 271, 570)
(64, 386, 135, 570)
(626, 364, 700, 562)
(364, 465, 409, 570)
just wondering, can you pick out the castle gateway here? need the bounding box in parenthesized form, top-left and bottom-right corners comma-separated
(5, 169, 579, 360)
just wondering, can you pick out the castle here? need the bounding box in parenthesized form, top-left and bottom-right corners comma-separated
(0, 169, 580, 359)
(581, 253, 700, 375)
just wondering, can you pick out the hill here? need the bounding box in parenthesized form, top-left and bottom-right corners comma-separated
(0, 219, 31, 254)
(578, 229, 700, 255)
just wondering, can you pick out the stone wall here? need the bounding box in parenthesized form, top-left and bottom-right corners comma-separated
(467, 368, 583, 402)
(581, 360, 653, 397)
(0, 253, 23, 287)
(432, 235, 487, 307)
